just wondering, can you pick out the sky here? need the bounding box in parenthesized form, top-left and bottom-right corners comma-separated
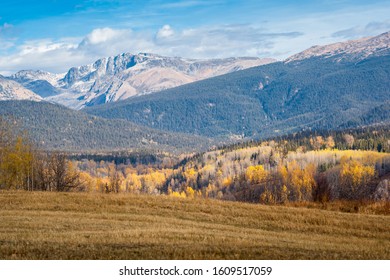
(0, 0, 389, 74)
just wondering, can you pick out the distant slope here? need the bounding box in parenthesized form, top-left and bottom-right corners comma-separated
(286, 31, 390, 62)
(0, 75, 42, 101)
(83, 53, 390, 139)
(338, 101, 390, 129)
(0, 100, 212, 153)
(9, 70, 63, 98)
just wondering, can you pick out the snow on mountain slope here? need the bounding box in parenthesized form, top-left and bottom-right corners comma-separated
(11, 70, 64, 87)
(9, 31, 390, 109)
(5, 53, 273, 109)
(44, 53, 275, 109)
(10, 70, 65, 98)
(286, 31, 390, 62)
(0, 75, 42, 101)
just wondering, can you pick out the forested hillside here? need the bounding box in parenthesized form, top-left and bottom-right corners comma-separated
(84, 54, 390, 139)
(67, 126, 390, 206)
(0, 101, 213, 152)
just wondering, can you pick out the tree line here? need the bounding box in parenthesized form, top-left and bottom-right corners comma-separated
(2, 115, 390, 205)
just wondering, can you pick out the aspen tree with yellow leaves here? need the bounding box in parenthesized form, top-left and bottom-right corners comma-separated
(340, 160, 375, 200)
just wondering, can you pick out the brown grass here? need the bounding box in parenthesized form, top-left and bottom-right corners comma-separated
(0, 191, 389, 260)
(284, 200, 390, 215)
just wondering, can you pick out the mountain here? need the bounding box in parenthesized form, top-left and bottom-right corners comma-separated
(0, 75, 42, 101)
(10, 53, 274, 109)
(286, 31, 390, 62)
(83, 31, 390, 140)
(0, 100, 213, 153)
(10, 70, 63, 98)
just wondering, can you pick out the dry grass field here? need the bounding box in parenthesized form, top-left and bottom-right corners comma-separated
(0, 191, 389, 259)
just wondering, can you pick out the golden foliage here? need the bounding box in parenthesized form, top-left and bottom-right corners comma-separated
(246, 165, 268, 184)
(340, 159, 375, 199)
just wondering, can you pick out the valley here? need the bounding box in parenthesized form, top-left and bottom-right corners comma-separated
(1, 32, 389, 152)
(0, 30, 389, 261)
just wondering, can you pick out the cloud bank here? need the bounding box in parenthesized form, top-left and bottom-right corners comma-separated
(0, 25, 302, 74)
(0, 0, 389, 75)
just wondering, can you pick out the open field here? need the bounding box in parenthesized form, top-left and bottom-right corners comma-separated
(0, 191, 389, 259)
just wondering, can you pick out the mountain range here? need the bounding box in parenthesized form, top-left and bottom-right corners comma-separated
(84, 32, 390, 139)
(5, 54, 273, 109)
(0, 31, 389, 152)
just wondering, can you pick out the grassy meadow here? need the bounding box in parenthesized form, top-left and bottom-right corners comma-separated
(0, 191, 389, 260)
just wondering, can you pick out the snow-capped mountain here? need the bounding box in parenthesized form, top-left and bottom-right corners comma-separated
(0, 75, 42, 101)
(286, 31, 390, 63)
(6, 31, 390, 109)
(83, 33, 390, 141)
(50, 53, 274, 109)
(10, 53, 274, 109)
(11, 70, 63, 86)
(10, 70, 64, 98)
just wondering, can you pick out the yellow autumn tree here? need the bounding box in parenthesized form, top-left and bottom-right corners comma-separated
(125, 173, 142, 193)
(170, 191, 187, 198)
(284, 161, 315, 202)
(310, 136, 324, 150)
(339, 160, 375, 200)
(185, 186, 195, 199)
(0, 136, 33, 190)
(184, 168, 197, 183)
(278, 164, 288, 186)
(325, 136, 335, 149)
(79, 171, 94, 192)
(246, 165, 268, 184)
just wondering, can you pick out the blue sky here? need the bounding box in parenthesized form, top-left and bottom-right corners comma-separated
(0, 0, 389, 74)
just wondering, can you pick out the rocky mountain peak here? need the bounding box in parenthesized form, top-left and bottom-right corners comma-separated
(286, 31, 390, 63)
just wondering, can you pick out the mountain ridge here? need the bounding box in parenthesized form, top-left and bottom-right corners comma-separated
(286, 31, 390, 62)
(9, 53, 274, 109)
(83, 32, 390, 140)
(1, 31, 389, 153)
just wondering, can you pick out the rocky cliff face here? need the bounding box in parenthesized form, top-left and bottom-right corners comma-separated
(9, 53, 273, 109)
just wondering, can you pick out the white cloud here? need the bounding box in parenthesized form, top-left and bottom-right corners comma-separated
(77, 27, 141, 58)
(80, 27, 128, 45)
(19, 39, 75, 55)
(1, 10, 389, 75)
(0, 39, 83, 74)
(1, 0, 389, 75)
(0, 28, 153, 74)
(152, 24, 302, 58)
(1, 24, 300, 74)
(156, 25, 175, 39)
